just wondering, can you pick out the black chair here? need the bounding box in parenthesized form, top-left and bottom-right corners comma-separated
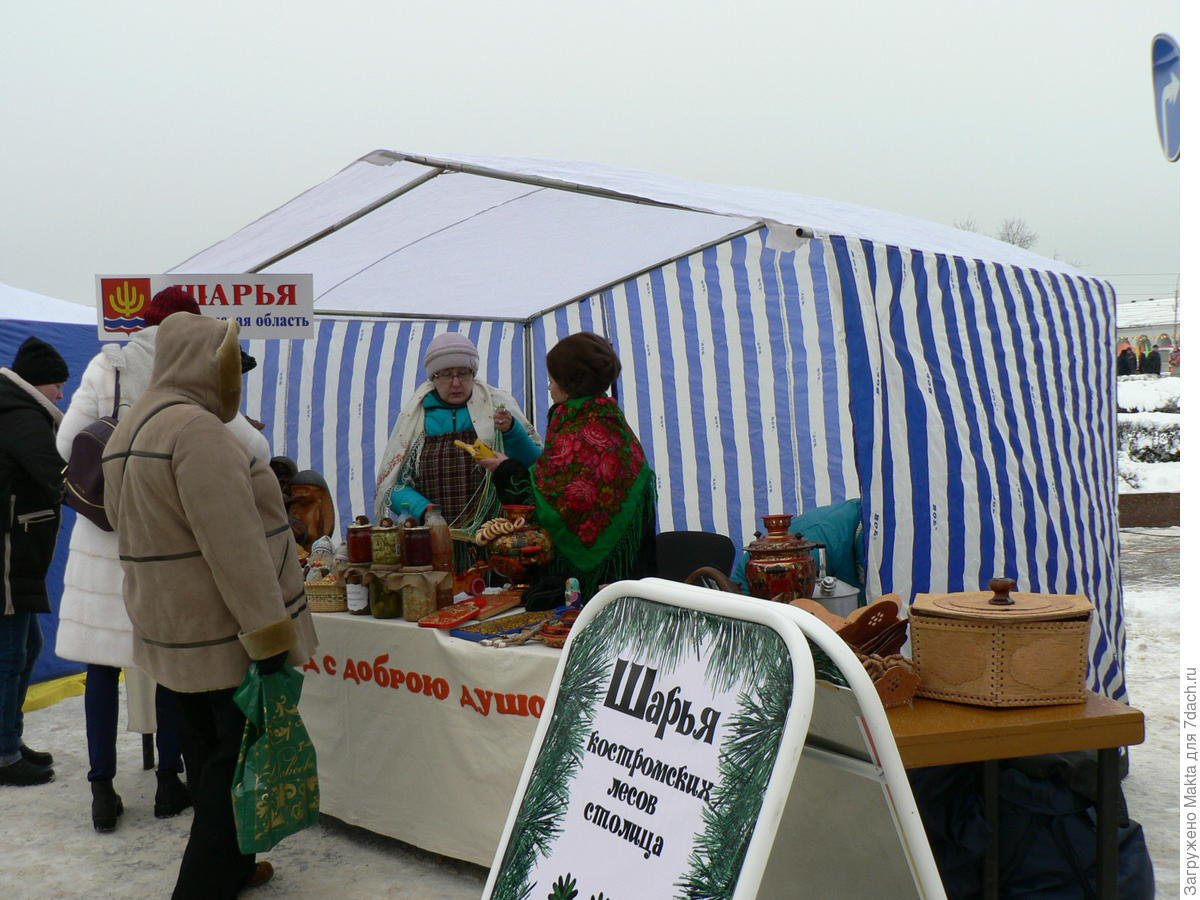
(654, 531, 736, 583)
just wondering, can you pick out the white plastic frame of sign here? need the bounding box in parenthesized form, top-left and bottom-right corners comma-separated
(485, 578, 818, 900)
(485, 578, 946, 900)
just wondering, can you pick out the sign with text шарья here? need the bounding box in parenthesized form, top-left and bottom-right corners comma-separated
(488, 594, 795, 900)
(95, 275, 314, 341)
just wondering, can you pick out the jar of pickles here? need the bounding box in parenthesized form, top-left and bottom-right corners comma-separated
(372, 519, 400, 565)
(367, 565, 403, 619)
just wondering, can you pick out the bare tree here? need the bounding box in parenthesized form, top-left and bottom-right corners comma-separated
(953, 217, 979, 233)
(994, 217, 1038, 249)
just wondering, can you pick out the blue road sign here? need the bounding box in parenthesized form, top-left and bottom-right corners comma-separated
(1152, 33, 1180, 162)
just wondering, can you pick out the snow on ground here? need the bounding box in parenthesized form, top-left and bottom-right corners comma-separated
(1117, 375, 1180, 412)
(1119, 454, 1181, 493)
(1118, 411, 1182, 429)
(0, 529, 1180, 897)
(1119, 527, 1180, 897)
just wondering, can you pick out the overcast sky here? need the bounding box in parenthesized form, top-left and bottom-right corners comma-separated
(1, 1, 1180, 308)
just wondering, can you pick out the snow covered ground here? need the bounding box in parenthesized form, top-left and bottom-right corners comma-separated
(1116, 375, 1180, 494)
(1119, 455, 1181, 493)
(1119, 527, 1180, 897)
(1117, 375, 1180, 413)
(0, 527, 1179, 898)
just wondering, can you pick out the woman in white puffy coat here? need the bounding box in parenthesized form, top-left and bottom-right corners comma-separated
(55, 289, 270, 831)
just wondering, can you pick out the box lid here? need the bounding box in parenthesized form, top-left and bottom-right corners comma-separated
(912, 578, 1092, 623)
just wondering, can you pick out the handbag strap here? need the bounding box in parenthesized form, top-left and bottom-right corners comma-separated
(111, 370, 121, 420)
(101, 399, 190, 470)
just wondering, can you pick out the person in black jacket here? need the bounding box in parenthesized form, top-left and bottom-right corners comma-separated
(1116, 347, 1138, 377)
(0, 336, 68, 787)
(1142, 345, 1163, 375)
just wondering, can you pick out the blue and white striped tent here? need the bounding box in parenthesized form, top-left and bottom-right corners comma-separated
(171, 150, 1124, 699)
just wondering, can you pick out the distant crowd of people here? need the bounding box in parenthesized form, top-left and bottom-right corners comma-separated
(1116, 344, 1175, 377)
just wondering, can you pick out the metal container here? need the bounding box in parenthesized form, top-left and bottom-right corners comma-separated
(743, 513, 821, 603)
(487, 504, 554, 588)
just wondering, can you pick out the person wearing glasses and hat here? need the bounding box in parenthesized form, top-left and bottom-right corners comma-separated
(374, 333, 541, 548)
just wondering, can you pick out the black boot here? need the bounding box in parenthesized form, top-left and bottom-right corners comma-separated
(0, 758, 54, 786)
(19, 744, 53, 767)
(91, 778, 124, 832)
(154, 769, 192, 818)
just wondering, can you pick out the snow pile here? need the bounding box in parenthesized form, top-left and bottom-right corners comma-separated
(1115, 376, 1180, 494)
(1118, 453, 1181, 493)
(1117, 376, 1180, 413)
(1117, 414, 1180, 463)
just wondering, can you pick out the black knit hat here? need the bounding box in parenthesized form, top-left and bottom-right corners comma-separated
(12, 336, 69, 386)
(546, 332, 621, 398)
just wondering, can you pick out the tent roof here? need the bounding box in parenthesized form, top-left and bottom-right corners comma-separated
(0, 281, 96, 324)
(173, 149, 1083, 320)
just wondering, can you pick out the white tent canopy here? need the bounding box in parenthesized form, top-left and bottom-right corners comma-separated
(0, 280, 95, 324)
(175, 150, 1078, 321)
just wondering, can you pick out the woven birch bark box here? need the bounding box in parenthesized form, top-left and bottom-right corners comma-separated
(909, 578, 1092, 708)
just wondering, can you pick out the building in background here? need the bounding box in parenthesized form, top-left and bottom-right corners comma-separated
(1117, 296, 1179, 372)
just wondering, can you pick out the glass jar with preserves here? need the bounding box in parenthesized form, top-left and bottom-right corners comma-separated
(372, 518, 400, 565)
(347, 515, 373, 565)
(404, 525, 433, 568)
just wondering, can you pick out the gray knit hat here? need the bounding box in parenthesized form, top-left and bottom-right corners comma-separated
(424, 332, 479, 378)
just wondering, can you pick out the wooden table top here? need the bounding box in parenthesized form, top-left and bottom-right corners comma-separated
(887, 692, 1145, 769)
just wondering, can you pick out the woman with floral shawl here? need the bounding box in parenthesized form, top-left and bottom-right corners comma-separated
(482, 332, 656, 598)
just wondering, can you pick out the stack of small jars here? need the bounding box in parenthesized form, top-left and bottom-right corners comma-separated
(343, 510, 454, 621)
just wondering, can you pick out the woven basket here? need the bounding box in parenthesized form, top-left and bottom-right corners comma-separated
(305, 578, 347, 613)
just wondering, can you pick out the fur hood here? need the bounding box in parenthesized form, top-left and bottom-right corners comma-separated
(0, 367, 64, 426)
(147, 313, 243, 423)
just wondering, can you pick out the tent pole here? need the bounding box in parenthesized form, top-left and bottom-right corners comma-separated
(523, 318, 534, 426)
(246, 167, 444, 274)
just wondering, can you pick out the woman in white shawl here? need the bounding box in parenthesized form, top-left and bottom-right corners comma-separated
(55, 287, 269, 833)
(373, 333, 540, 556)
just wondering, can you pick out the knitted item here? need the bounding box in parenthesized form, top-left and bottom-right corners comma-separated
(144, 286, 200, 327)
(12, 336, 69, 385)
(424, 332, 479, 377)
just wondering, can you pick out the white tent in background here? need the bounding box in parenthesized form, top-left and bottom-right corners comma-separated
(0, 280, 95, 324)
(171, 150, 1126, 699)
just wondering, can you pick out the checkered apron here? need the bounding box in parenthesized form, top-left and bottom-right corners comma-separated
(414, 430, 486, 527)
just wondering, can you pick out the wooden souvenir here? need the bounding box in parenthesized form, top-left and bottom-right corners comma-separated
(910, 578, 1092, 708)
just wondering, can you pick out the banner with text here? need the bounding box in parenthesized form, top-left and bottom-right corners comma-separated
(94, 274, 314, 340)
(488, 592, 800, 900)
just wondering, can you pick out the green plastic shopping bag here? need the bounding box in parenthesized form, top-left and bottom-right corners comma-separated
(231, 662, 320, 854)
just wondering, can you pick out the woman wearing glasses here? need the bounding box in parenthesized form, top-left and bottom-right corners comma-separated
(373, 333, 540, 547)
